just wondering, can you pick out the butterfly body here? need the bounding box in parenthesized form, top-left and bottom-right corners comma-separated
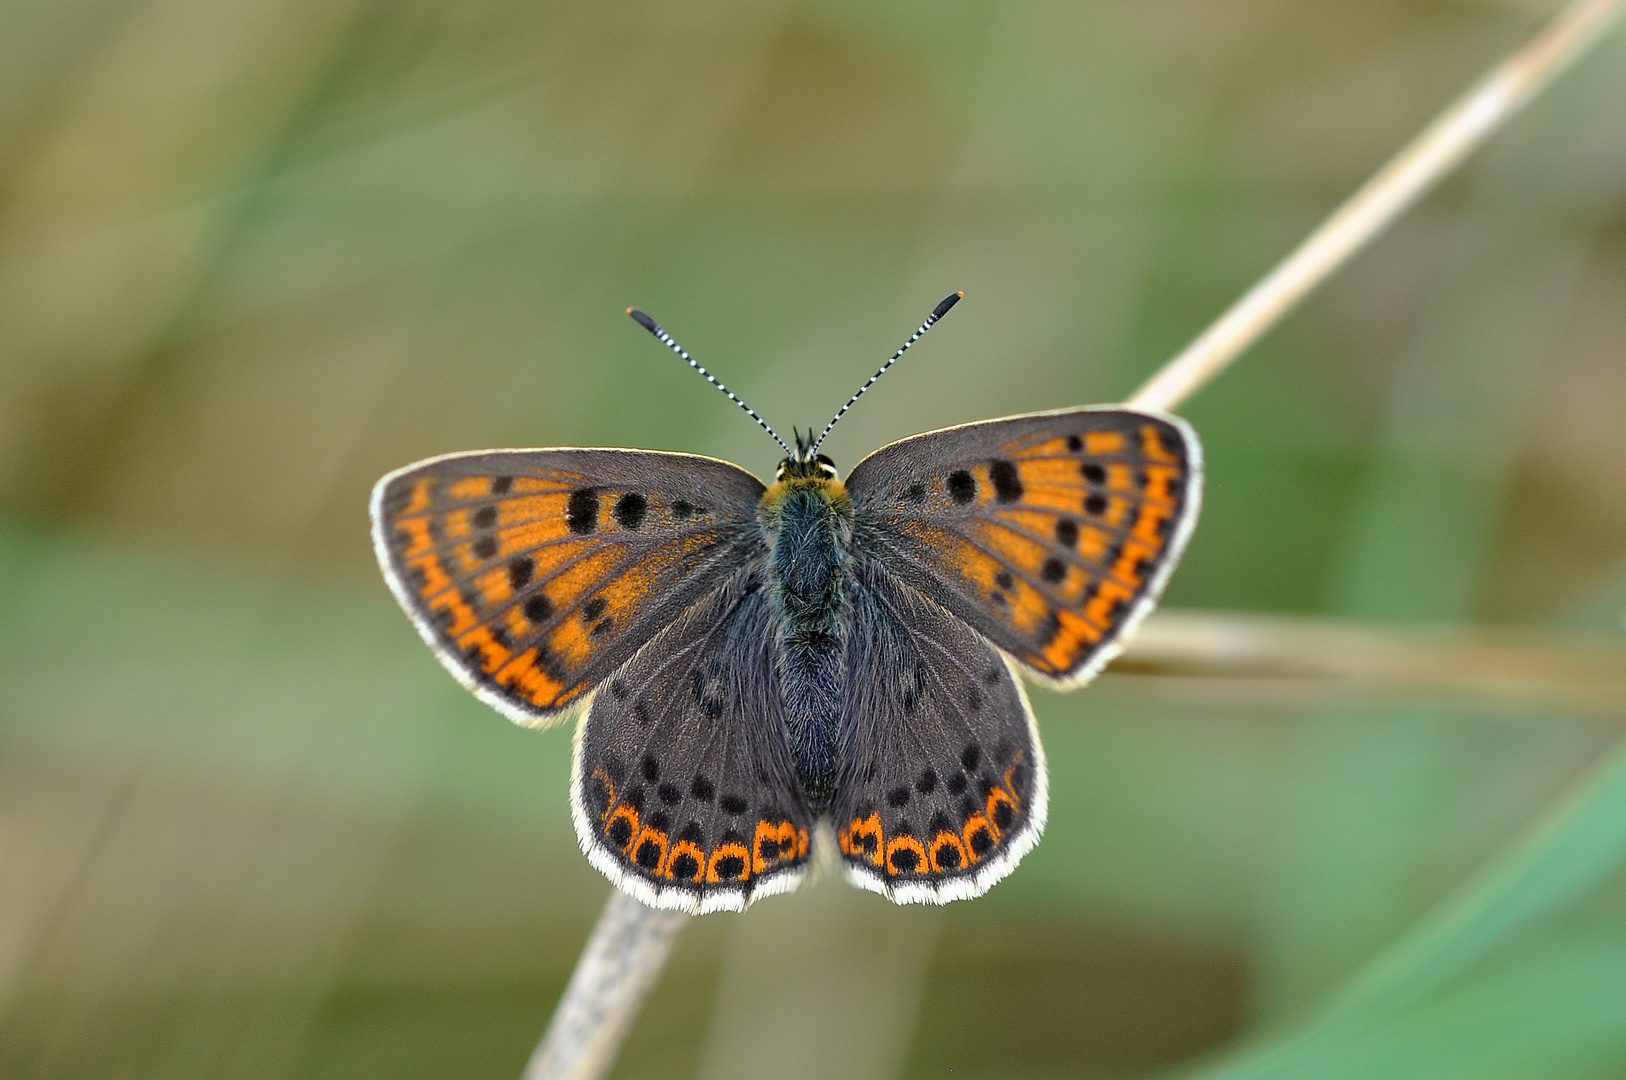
(372, 406, 1202, 913)
(760, 469, 852, 810)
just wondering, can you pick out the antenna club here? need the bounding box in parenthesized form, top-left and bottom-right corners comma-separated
(627, 308, 660, 335)
(932, 291, 963, 320)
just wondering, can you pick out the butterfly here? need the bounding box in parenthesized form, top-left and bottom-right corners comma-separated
(370, 293, 1202, 914)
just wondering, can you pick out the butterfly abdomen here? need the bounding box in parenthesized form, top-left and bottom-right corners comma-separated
(760, 478, 854, 811)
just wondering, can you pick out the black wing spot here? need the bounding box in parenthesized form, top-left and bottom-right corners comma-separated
(969, 828, 994, 856)
(903, 482, 927, 503)
(671, 499, 693, 520)
(583, 597, 607, 621)
(641, 755, 660, 783)
(1082, 463, 1107, 484)
(613, 492, 648, 530)
(591, 617, 614, 639)
(1168, 477, 1185, 498)
(679, 821, 703, 843)
(524, 594, 553, 624)
(889, 847, 920, 873)
(608, 679, 628, 700)
(989, 460, 1023, 503)
(933, 841, 962, 870)
(607, 816, 633, 847)
(961, 744, 982, 771)
(886, 786, 911, 809)
(472, 505, 498, 529)
(472, 535, 498, 559)
(1041, 557, 1067, 584)
(1055, 519, 1078, 548)
(994, 570, 1014, 592)
(994, 801, 1016, 830)
(690, 775, 714, 801)
(658, 783, 681, 805)
(1066, 434, 1083, 452)
(635, 840, 662, 869)
(508, 556, 533, 590)
(1085, 493, 1107, 516)
(716, 854, 745, 878)
(947, 470, 976, 504)
(719, 794, 748, 815)
(669, 853, 700, 879)
(624, 786, 647, 811)
(758, 837, 780, 861)
(916, 768, 938, 794)
(491, 476, 513, 494)
(567, 489, 599, 533)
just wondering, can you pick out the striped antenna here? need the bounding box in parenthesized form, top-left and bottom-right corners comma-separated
(627, 307, 793, 458)
(809, 291, 962, 457)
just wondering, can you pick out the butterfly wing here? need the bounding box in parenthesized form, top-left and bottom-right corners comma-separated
(833, 564, 1045, 903)
(573, 582, 814, 913)
(843, 406, 1202, 687)
(370, 448, 765, 727)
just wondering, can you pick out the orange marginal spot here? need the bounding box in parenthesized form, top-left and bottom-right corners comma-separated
(1084, 430, 1124, 454)
(630, 826, 670, 874)
(590, 768, 617, 821)
(395, 517, 434, 558)
(1105, 496, 1134, 529)
(663, 839, 706, 882)
(1106, 463, 1135, 491)
(502, 604, 531, 641)
(928, 830, 969, 874)
(1083, 578, 1136, 632)
(752, 819, 799, 874)
(1141, 463, 1182, 503)
(427, 589, 478, 638)
(606, 804, 640, 854)
(398, 478, 434, 515)
(494, 647, 570, 707)
(476, 566, 512, 608)
(1109, 537, 1160, 589)
(705, 841, 752, 883)
(455, 624, 513, 676)
(406, 553, 451, 601)
(885, 834, 929, 876)
(1132, 502, 1173, 546)
(985, 785, 1020, 839)
(796, 827, 809, 859)
(1140, 424, 1179, 463)
(839, 812, 884, 867)
(962, 813, 995, 862)
(509, 476, 556, 495)
(1041, 607, 1104, 671)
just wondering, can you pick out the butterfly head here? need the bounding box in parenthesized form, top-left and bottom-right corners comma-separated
(776, 427, 839, 483)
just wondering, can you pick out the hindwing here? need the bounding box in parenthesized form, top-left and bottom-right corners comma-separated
(572, 581, 814, 913)
(833, 563, 1046, 903)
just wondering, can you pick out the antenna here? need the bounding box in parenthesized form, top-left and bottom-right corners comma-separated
(809, 291, 962, 457)
(627, 307, 793, 458)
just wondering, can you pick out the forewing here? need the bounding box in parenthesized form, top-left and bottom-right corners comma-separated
(573, 583, 814, 914)
(834, 565, 1045, 904)
(370, 448, 764, 726)
(844, 407, 1201, 686)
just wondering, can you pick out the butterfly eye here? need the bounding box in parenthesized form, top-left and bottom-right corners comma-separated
(775, 461, 791, 482)
(816, 455, 838, 480)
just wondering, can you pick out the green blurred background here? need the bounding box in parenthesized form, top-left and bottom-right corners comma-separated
(2, 0, 1625, 1077)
